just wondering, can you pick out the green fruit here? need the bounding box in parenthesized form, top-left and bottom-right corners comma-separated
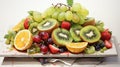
(58, 12, 65, 21)
(72, 13, 80, 23)
(60, 5, 68, 12)
(76, 13, 85, 25)
(84, 46, 95, 54)
(33, 11, 43, 22)
(29, 22, 38, 35)
(70, 24, 82, 42)
(37, 18, 59, 33)
(65, 11, 73, 21)
(45, 6, 55, 17)
(72, 3, 82, 12)
(52, 28, 73, 47)
(95, 21, 104, 32)
(80, 25, 101, 43)
(52, 11, 60, 19)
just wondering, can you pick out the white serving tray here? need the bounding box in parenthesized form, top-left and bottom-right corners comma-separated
(0, 36, 118, 57)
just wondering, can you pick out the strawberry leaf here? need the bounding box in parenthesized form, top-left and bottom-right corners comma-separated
(67, 0, 73, 6)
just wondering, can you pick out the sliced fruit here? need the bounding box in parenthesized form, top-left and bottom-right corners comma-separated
(84, 46, 95, 54)
(101, 29, 111, 41)
(104, 40, 112, 49)
(66, 42, 88, 53)
(14, 30, 33, 51)
(28, 22, 38, 35)
(52, 28, 73, 47)
(70, 24, 82, 42)
(37, 18, 59, 33)
(80, 25, 101, 43)
(83, 17, 95, 26)
(12, 19, 25, 31)
(61, 21, 71, 30)
(49, 44, 60, 54)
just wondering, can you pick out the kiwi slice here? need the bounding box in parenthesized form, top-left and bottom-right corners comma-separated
(83, 17, 95, 26)
(52, 28, 73, 47)
(29, 22, 38, 35)
(80, 25, 101, 43)
(70, 24, 82, 42)
(37, 18, 59, 33)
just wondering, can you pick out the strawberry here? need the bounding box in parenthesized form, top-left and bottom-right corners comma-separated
(104, 40, 112, 49)
(49, 44, 60, 54)
(61, 21, 71, 30)
(24, 18, 30, 29)
(101, 29, 112, 41)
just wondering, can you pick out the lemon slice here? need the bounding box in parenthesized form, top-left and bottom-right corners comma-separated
(66, 42, 88, 53)
(14, 30, 33, 51)
(12, 19, 24, 31)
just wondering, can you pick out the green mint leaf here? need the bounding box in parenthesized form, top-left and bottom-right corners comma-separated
(67, 0, 73, 6)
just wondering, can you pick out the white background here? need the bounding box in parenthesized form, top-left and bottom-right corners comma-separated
(0, 0, 120, 42)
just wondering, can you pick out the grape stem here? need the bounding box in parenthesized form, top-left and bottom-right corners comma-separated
(52, 3, 71, 10)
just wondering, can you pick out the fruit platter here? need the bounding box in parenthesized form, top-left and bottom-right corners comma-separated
(0, 0, 118, 57)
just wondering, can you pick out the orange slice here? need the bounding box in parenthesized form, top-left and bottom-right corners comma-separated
(12, 19, 25, 31)
(14, 30, 33, 51)
(66, 42, 88, 53)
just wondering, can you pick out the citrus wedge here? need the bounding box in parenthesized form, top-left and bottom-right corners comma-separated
(12, 19, 24, 31)
(66, 42, 88, 53)
(14, 30, 33, 51)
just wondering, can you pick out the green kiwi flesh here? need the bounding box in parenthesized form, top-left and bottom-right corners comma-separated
(37, 18, 59, 33)
(80, 25, 101, 43)
(52, 28, 73, 47)
(70, 24, 82, 42)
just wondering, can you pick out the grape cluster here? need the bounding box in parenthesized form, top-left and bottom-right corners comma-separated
(33, 3, 89, 25)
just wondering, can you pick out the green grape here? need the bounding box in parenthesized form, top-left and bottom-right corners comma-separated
(45, 6, 55, 17)
(60, 5, 68, 12)
(33, 11, 43, 22)
(72, 3, 82, 12)
(65, 11, 73, 21)
(58, 12, 65, 21)
(95, 21, 104, 32)
(55, 6, 61, 12)
(72, 13, 80, 23)
(5, 39, 10, 45)
(41, 12, 48, 19)
(52, 11, 60, 19)
(78, 7, 89, 17)
(76, 13, 85, 25)
(28, 11, 33, 16)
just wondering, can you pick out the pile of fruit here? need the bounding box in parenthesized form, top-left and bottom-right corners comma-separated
(4, 2, 112, 54)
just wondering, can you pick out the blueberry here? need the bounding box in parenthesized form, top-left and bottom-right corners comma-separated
(59, 47, 68, 53)
(100, 42, 105, 48)
(94, 45, 101, 51)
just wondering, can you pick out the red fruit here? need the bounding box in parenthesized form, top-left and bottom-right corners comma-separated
(40, 45, 48, 54)
(39, 32, 49, 41)
(49, 44, 60, 54)
(33, 35, 42, 43)
(101, 29, 111, 41)
(24, 18, 30, 29)
(61, 21, 71, 30)
(104, 40, 112, 49)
